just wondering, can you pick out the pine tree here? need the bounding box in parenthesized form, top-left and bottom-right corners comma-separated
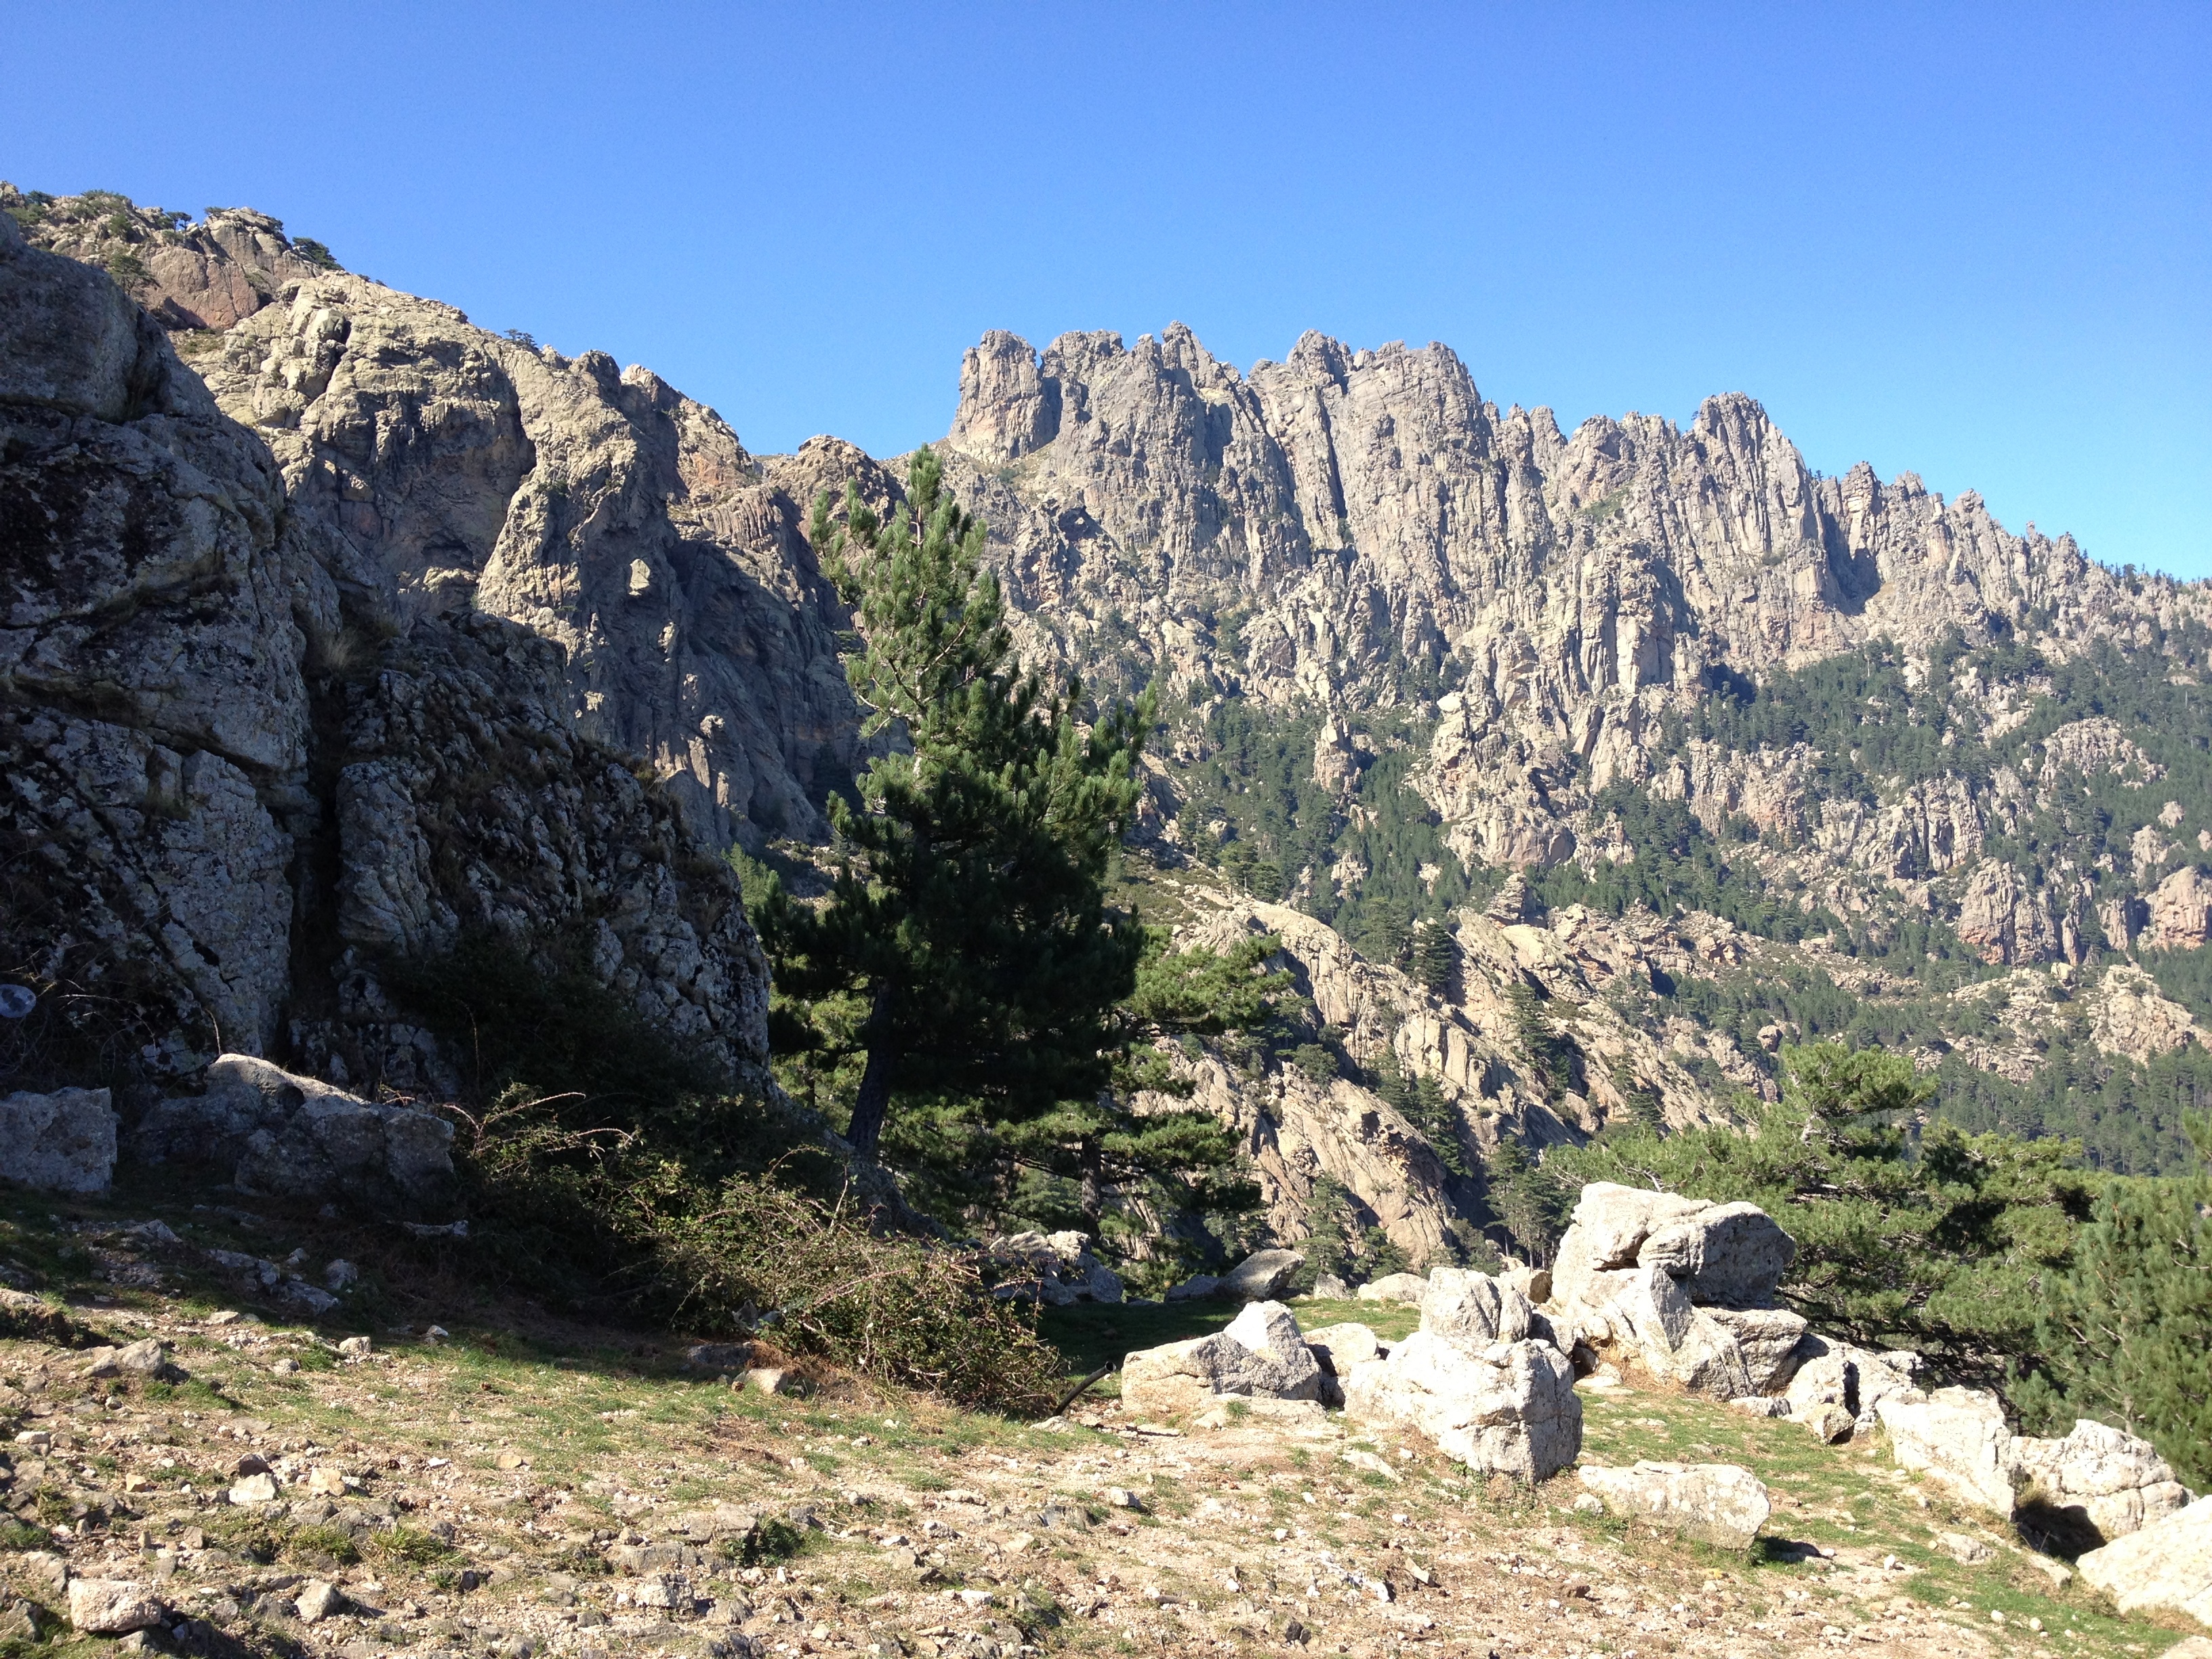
(756, 451, 1149, 1161)
(1412, 921, 1458, 998)
(2015, 1115, 2212, 1489)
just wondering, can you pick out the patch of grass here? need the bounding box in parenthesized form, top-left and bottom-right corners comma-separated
(0, 1520, 49, 1552)
(369, 1526, 455, 1567)
(284, 1523, 361, 1568)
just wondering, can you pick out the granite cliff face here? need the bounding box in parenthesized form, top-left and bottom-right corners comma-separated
(0, 203, 771, 1110)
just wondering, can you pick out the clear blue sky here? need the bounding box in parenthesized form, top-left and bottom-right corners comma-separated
(7, 3, 2207, 577)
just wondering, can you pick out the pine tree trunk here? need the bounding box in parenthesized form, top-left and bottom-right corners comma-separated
(1080, 1143, 1105, 1235)
(846, 983, 897, 1159)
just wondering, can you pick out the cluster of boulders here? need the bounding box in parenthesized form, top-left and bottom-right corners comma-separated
(1546, 1183, 1809, 1401)
(1877, 1385, 2191, 1551)
(1118, 1265, 1583, 1481)
(1105, 1177, 2203, 1590)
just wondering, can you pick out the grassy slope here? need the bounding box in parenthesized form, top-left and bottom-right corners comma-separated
(2, 1185, 2203, 1658)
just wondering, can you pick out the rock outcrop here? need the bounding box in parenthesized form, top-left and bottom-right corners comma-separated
(1341, 1269, 1580, 1479)
(1544, 1184, 1805, 1398)
(0, 193, 775, 1113)
(130, 1054, 455, 1210)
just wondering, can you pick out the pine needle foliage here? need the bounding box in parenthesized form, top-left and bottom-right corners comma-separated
(2014, 1113, 2212, 1489)
(757, 449, 1151, 1160)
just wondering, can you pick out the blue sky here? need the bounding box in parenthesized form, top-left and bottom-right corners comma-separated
(7, 3, 2207, 577)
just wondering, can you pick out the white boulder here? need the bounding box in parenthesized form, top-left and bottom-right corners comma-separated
(1877, 1387, 2024, 1514)
(1576, 1461, 1772, 1549)
(1342, 1269, 1580, 1480)
(2013, 1419, 2192, 1548)
(2078, 1494, 2212, 1625)
(1344, 1335, 1580, 1481)
(1120, 1299, 1324, 1416)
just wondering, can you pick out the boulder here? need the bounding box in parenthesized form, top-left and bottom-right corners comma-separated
(1303, 1322, 1385, 1376)
(134, 1054, 455, 1208)
(1341, 1267, 1580, 1480)
(2077, 1495, 2212, 1626)
(1576, 1462, 1771, 1549)
(1356, 1272, 1430, 1305)
(1802, 1403, 1855, 1443)
(1700, 1307, 1809, 1392)
(1781, 1334, 1923, 1426)
(1221, 1249, 1305, 1301)
(1635, 1202, 1796, 1307)
(1549, 1183, 1710, 1309)
(1420, 1269, 1541, 1348)
(1497, 1261, 1551, 1305)
(1877, 1387, 2023, 1515)
(1164, 1273, 1222, 1302)
(1570, 1267, 1752, 1397)
(1120, 1299, 1324, 1416)
(2012, 1419, 2192, 1550)
(0, 1087, 117, 1193)
(66, 1580, 165, 1635)
(1343, 1335, 1580, 1481)
(1309, 1273, 1351, 1300)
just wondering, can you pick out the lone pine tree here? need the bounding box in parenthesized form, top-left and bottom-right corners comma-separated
(756, 449, 1149, 1160)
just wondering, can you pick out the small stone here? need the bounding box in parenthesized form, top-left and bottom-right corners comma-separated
(68, 1579, 165, 1635)
(1105, 1486, 1145, 1511)
(496, 1449, 528, 1470)
(304, 1465, 348, 1497)
(744, 1367, 788, 1395)
(295, 1580, 344, 1623)
(229, 1472, 279, 1504)
(337, 1335, 372, 1357)
(1933, 1531, 1993, 1564)
(325, 1259, 359, 1291)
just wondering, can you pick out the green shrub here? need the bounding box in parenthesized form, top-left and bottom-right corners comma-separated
(726, 1515, 805, 1566)
(464, 1106, 1061, 1414)
(291, 237, 340, 270)
(0, 1519, 47, 1551)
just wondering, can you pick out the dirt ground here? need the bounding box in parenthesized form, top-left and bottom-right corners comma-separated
(1, 1197, 2200, 1659)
